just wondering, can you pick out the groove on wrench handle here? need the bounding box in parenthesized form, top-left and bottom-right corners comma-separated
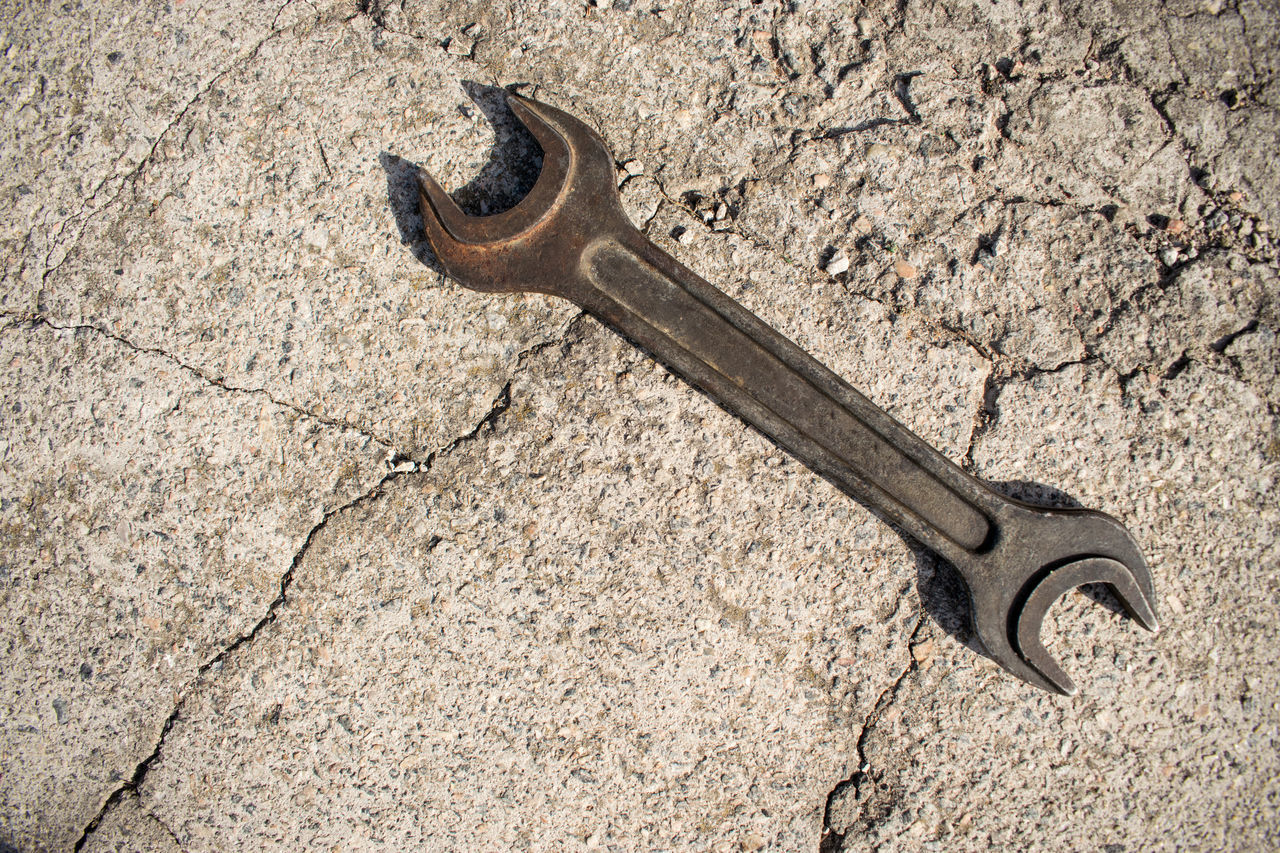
(579, 234, 991, 558)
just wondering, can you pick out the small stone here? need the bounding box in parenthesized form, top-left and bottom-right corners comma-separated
(694, 618, 712, 632)
(1228, 191, 1244, 204)
(304, 226, 330, 251)
(866, 142, 892, 159)
(911, 639, 936, 666)
(623, 159, 644, 176)
(1166, 218, 1186, 235)
(1159, 248, 1179, 267)
(813, 173, 832, 189)
(445, 37, 474, 57)
(894, 258, 918, 279)
(852, 215, 873, 235)
(678, 228, 696, 246)
(715, 203, 727, 220)
(825, 254, 850, 275)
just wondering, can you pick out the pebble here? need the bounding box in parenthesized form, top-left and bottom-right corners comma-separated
(623, 159, 644, 176)
(825, 254, 850, 275)
(1159, 248, 1179, 267)
(911, 640, 937, 667)
(813, 173, 832, 189)
(894, 258, 918, 279)
(1166, 218, 1186, 235)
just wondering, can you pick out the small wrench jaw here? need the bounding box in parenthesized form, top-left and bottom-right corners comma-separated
(963, 507, 1159, 695)
(416, 94, 628, 297)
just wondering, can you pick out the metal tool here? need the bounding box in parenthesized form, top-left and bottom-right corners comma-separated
(415, 93, 1158, 694)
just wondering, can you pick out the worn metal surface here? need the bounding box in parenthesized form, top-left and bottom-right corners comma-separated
(417, 92, 1158, 694)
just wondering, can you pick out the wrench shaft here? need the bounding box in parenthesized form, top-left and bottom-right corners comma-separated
(579, 234, 991, 558)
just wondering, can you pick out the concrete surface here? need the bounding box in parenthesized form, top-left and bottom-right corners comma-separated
(1, 0, 1276, 850)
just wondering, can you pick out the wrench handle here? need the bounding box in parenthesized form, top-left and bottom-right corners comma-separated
(574, 232, 997, 567)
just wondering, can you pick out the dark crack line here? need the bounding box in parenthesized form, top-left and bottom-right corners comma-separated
(38, 1, 309, 297)
(820, 614, 927, 852)
(146, 803, 184, 853)
(1210, 318, 1260, 354)
(2, 312, 404, 459)
(962, 355, 1100, 469)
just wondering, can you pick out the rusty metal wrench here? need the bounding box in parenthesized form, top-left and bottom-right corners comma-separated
(415, 93, 1158, 694)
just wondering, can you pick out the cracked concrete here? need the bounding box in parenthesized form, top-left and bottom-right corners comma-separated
(0, 319, 392, 849)
(2, 0, 1278, 850)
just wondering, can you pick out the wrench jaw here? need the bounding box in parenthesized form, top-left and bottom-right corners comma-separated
(416, 93, 629, 298)
(1014, 557, 1159, 695)
(965, 507, 1159, 695)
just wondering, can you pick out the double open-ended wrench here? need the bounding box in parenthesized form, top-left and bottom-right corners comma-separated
(415, 93, 1158, 694)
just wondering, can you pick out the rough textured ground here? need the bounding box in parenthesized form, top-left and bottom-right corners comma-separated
(1, 0, 1276, 850)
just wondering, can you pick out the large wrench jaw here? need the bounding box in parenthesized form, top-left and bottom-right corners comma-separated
(958, 504, 1159, 695)
(413, 91, 1159, 695)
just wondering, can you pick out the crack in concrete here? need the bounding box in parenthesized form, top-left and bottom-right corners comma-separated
(820, 613, 928, 852)
(145, 802, 184, 853)
(961, 354, 1100, 469)
(64, 303, 587, 848)
(37, 0, 312, 300)
(0, 311, 404, 459)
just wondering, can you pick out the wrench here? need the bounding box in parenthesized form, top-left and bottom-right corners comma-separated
(415, 93, 1157, 695)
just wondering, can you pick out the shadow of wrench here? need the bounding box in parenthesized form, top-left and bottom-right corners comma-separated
(415, 92, 1158, 695)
